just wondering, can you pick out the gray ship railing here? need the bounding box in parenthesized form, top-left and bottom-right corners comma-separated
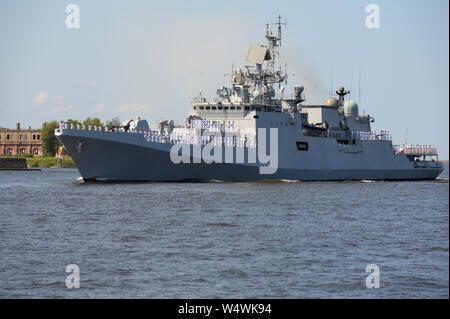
(303, 127, 392, 142)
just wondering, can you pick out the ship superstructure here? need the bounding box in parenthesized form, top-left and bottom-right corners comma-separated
(55, 17, 443, 181)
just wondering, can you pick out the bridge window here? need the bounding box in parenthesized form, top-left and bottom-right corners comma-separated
(296, 141, 309, 151)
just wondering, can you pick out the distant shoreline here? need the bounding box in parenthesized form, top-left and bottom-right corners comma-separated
(0, 156, 76, 168)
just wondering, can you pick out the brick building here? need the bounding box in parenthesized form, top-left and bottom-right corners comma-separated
(0, 123, 43, 156)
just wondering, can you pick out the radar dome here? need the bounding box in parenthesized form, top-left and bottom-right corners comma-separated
(344, 100, 358, 117)
(325, 97, 338, 107)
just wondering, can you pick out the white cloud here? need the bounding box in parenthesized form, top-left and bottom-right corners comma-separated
(115, 104, 149, 114)
(52, 105, 73, 113)
(92, 103, 104, 113)
(32, 91, 49, 104)
(32, 91, 64, 105)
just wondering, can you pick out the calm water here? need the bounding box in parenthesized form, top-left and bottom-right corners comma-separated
(0, 165, 448, 298)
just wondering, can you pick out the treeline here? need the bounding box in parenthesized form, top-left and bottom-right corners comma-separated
(2, 154, 76, 168)
(27, 156, 76, 168)
(41, 117, 121, 156)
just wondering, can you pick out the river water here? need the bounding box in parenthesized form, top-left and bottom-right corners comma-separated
(0, 165, 448, 298)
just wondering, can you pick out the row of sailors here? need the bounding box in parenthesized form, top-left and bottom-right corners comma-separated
(144, 131, 254, 148)
(350, 130, 391, 141)
(60, 121, 238, 133)
(393, 144, 436, 154)
(60, 122, 128, 132)
(58, 122, 254, 147)
(60, 122, 104, 131)
(185, 119, 236, 132)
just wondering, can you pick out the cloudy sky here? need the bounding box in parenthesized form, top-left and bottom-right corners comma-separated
(0, 0, 448, 158)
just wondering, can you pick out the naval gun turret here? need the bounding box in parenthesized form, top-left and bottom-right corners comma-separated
(120, 117, 149, 132)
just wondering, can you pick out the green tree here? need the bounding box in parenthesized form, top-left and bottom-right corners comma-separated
(106, 117, 121, 128)
(41, 121, 59, 156)
(67, 119, 81, 127)
(83, 117, 103, 128)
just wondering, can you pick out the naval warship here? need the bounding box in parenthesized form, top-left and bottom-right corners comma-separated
(55, 18, 443, 182)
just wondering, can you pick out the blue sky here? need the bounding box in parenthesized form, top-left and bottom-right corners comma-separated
(0, 0, 448, 158)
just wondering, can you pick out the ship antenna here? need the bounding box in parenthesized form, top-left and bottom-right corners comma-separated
(200, 71, 203, 95)
(189, 74, 193, 100)
(275, 15, 286, 45)
(358, 64, 362, 106)
(349, 70, 354, 100)
(330, 65, 333, 96)
(277, 15, 282, 45)
(285, 62, 288, 84)
(231, 63, 234, 87)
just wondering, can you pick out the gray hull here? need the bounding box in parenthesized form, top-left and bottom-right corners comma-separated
(56, 129, 443, 182)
